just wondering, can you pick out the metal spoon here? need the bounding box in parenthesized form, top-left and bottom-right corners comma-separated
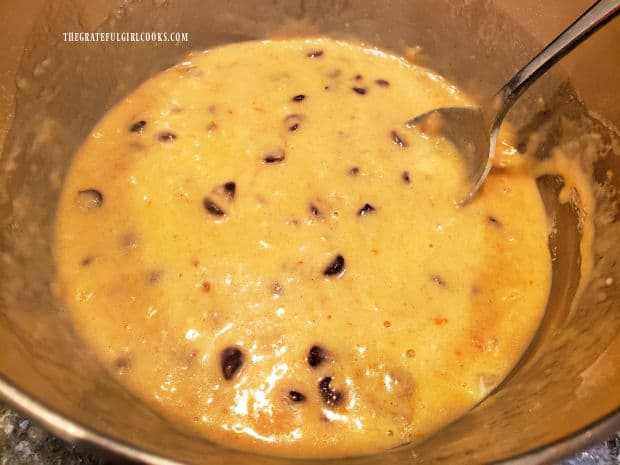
(406, 0, 620, 205)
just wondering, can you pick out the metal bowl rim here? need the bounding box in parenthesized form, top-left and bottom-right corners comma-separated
(1, 373, 618, 464)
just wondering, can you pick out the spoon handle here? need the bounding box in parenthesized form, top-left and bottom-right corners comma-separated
(494, 0, 620, 122)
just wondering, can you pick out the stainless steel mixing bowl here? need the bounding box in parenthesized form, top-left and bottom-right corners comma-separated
(1, 1, 619, 464)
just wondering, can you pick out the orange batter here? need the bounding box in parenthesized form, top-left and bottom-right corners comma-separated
(53, 38, 551, 458)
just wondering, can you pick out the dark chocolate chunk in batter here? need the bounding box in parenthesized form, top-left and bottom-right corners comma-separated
(285, 114, 305, 132)
(310, 204, 322, 218)
(391, 130, 408, 148)
(158, 131, 177, 142)
(221, 347, 244, 380)
(129, 120, 146, 133)
(308, 345, 328, 368)
(263, 149, 286, 164)
(222, 182, 236, 200)
(487, 216, 502, 227)
(358, 203, 376, 216)
(323, 255, 345, 277)
(318, 377, 344, 407)
(203, 197, 226, 216)
(288, 390, 306, 402)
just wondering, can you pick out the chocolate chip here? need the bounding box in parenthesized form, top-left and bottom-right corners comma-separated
(391, 130, 408, 148)
(354, 74, 363, 81)
(288, 391, 306, 402)
(129, 120, 146, 133)
(318, 377, 343, 407)
(220, 347, 244, 380)
(487, 216, 502, 227)
(292, 94, 306, 102)
(431, 274, 447, 287)
(263, 148, 286, 164)
(401, 171, 411, 184)
(307, 50, 324, 58)
(310, 204, 322, 218)
(323, 255, 345, 277)
(285, 114, 304, 132)
(358, 203, 376, 216)
(80, 257, 94, 267)
(375, 79, 390, 87)
(308, 345, 327, 368)
(76, 189, 103, 212)
(349, 167, 360, 176)
(158, 131, 177, 142)
(222, 182, 236, 200)
(203, 197, 225, 216)
(352, 87, 367, 95)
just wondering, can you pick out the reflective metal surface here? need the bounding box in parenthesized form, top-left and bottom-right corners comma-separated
(0, 1, 619, 464)
(407, 0, 620, 205)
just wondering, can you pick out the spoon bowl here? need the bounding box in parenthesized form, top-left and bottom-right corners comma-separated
(407, 0, 620, 205)
(406, 106, 496, 205)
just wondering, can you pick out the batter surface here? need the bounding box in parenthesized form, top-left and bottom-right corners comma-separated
(54, 38, 551, 458)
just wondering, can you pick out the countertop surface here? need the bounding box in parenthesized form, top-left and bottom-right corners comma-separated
(1, 403, 619, 465)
